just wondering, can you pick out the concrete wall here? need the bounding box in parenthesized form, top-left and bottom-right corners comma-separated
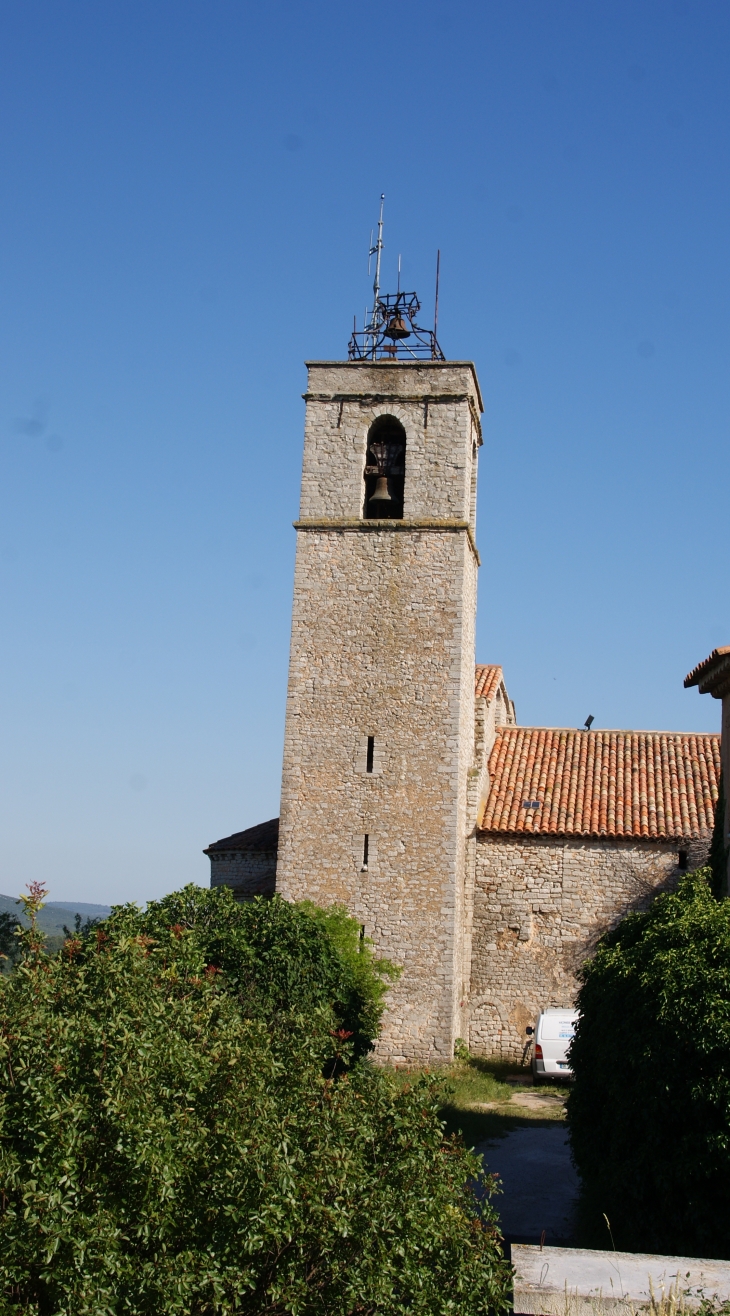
(277, 360, 483, 1063)
(513, 1244, 730, 1316)
(469, 833, 710, 1059)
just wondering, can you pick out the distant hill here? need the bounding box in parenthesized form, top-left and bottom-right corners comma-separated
(0, 894, 112, 947)
(46, 901, 112, 918)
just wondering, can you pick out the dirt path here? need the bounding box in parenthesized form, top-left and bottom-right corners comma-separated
(476, 1089, 566, 1117)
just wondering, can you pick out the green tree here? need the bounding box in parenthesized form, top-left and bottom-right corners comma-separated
(0, 911, 20, 973)
(0, 883, 510, 1315)
(568, 868, 730, 1257)
(61, 911, 102, 941)
(108, 885, 398, 1062)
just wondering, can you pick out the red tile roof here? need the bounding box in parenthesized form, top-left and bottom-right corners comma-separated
(475, 664, 504, 701)
(480, 727, 721, 840)
(684, 647, 730, 700)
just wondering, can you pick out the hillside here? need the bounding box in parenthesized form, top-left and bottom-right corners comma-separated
(0, 894, 111, 947)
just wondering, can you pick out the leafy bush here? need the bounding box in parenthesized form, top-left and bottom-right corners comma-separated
(568, 868, 730, 1257)
(105, 885, 398, 1062)
(0, 884, 510, 1315)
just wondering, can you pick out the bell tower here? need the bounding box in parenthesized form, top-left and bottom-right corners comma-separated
(276, 284, 483, 1064)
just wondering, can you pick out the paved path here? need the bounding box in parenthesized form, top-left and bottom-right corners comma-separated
(475, 1123, 580, 1244)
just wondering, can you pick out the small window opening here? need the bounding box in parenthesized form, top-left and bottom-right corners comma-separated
(359, 924, 365, 952)
(364, 416, 406, 519)
(361, 834, 369, 871)
(678, 850, 688, 870)
(366, 736, 375, 773)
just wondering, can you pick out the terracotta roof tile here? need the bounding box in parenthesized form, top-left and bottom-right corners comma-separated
(479, 728, 721, 840)
(684, 647, 730, 700)
(475, 664, 504, 701)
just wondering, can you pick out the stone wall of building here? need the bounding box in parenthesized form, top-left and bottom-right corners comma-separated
(277, 360, 483, 1064)
(298, 360, 482, 527)
(469, 833, 711, 1060)
(462, 678, 520, 1035)
(722, 695, 730, 888)
(208, 848, 277, 899)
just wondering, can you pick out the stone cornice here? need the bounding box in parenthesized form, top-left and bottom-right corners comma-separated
(293, 517, 480, 565)
(304, 359, 484, 413)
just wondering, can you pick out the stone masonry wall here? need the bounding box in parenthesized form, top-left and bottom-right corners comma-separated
(469, 833, 711, 1060)
(299, 360, 482, 526)
(277, 360, 482, 1064)
(208, 850, 277, 899)
(722, 695, 730, 890)
(462, 680, 519, 1043)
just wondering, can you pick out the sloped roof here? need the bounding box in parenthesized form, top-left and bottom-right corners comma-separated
(204, 817, 279, 855)
(684, 647, 730, 700)
(475, 664, 504, 702)
(480, 727, 721, 840)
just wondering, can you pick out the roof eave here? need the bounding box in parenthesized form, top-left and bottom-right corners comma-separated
(684, 648, 730, 698)
(478, 828, 709, 842)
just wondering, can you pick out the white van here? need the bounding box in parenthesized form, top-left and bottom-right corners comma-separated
(529, 1008, 578, 1081)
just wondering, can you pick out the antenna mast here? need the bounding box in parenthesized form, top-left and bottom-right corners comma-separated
(348, 199, 445, 362)
(368, 194, 385, 356)
(434, 249, 441, 341)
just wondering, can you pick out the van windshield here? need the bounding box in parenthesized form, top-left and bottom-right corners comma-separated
(540, 1015, 576, 1041)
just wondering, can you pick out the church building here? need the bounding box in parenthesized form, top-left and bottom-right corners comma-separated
(205, 286, 722, 1064)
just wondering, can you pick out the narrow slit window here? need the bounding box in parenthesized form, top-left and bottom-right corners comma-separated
(366, 736, 375, 773)
(359, 925, 365, 951)
(362, 834, 369, 870)
(678, 850, 688, 870)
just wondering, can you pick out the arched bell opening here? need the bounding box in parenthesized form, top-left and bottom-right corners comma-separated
(363, 416, 406, 520)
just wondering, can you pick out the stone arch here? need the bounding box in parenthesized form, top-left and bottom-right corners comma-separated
(363, 414, 407, 519)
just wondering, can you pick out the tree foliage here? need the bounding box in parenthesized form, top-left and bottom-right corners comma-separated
(568, 868, 730, 1257)
(106, 885, 399, 1063)
(0, 912, 20, 974)
(0, 883, 510, 1315)
(61, 911, 102, 941)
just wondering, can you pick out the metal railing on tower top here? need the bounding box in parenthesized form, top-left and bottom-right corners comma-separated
(348, 291, 445, 361)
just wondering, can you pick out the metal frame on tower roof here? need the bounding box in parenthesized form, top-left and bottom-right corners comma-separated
(348, 291, 445, 361)
(348, 195, 445, 361)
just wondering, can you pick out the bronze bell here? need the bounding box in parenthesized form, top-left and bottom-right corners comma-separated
(384, 314, 410, 341)
(369, 476, 391, 503)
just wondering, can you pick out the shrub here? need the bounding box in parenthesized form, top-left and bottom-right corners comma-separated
(0, 884, 510, 1315)
(105, 885, 398, 1062)
(567, 868, 730, 1256)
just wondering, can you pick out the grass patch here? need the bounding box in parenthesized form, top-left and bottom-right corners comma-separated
(387, 1054, 571, 1149)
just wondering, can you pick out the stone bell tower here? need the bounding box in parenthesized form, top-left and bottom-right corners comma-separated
(276, 291, 483, 1063)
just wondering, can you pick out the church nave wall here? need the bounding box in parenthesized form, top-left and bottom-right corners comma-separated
(468, 834, 709, 1060)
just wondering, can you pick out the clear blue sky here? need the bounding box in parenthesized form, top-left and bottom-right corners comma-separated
(0, 1, 727, 905)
